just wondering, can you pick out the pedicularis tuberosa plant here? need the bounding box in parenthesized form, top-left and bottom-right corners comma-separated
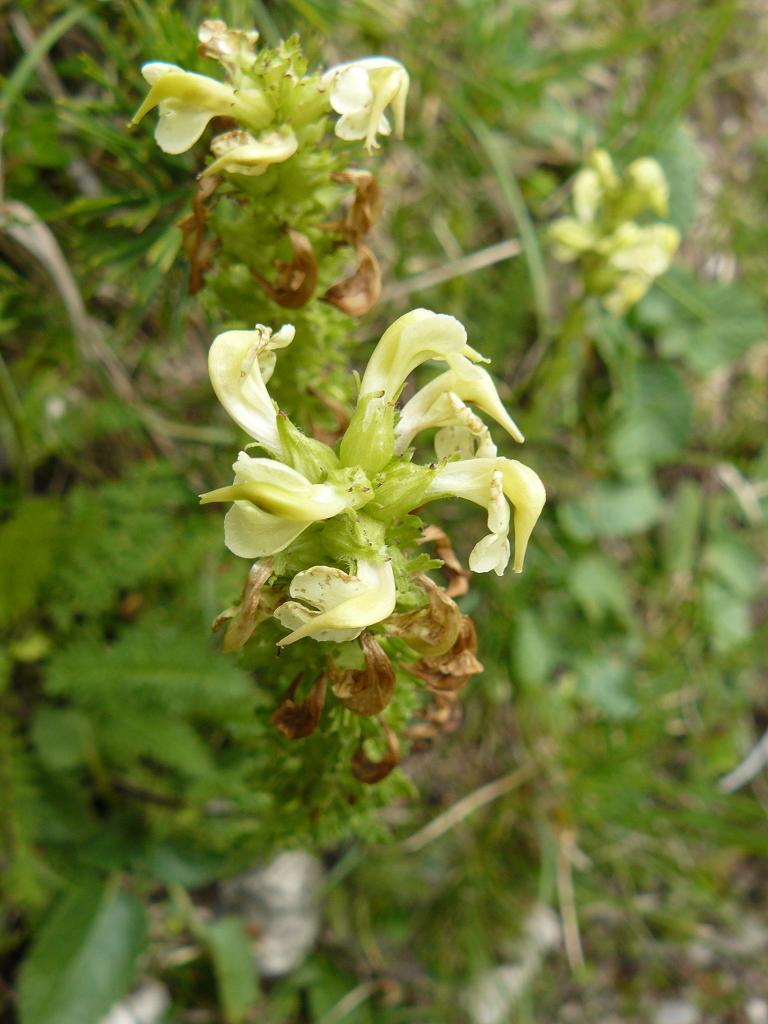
(134, 21, 697, 798)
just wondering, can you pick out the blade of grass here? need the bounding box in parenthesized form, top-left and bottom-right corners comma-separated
(0, 6, 90, 119)
(472, 121, 551, 344)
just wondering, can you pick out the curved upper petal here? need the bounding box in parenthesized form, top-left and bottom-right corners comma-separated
(395, 354, 524, 451)
(208, 327, 285, 454)
(329, 65, 373, 115)
(359, 308, 467, 402)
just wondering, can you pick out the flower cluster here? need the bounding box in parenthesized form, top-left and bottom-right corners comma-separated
(201, 309, 546, 649)
(549, 149, 680, 315)
(131, 19, 409, 166)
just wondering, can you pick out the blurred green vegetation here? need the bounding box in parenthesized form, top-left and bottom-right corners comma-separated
(1, 0, 767, 1021)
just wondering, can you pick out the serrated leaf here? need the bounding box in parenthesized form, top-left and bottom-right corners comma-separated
(203, 916, 259, 1024)
(686, 284, 766, 373)
(18, 879, 147, 1024)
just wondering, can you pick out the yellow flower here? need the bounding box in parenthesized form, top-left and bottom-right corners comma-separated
(208, 324, 295, 455)
(323, 57, 409, 153)
(394, 353, 524, 453)
(200, 453, 371, 559)
(601, 222, 680, 314)
(425, 458, 546, 575)
(358, 308, 468, 402)
(131, 62, 271, 154)
(274, 559, 397, 646)
(202, 129, 298, 177)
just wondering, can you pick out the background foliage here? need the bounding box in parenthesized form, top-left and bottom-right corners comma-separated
(1, 0, 767, 1021)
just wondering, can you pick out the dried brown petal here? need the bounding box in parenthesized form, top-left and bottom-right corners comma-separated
(178, 174, 220, 295)
(332, 170, 382, 240)
(212, 560, 274, 652)
(419, 524, 471, 598)
(198, 20, 259, 63)
(322, 243, 381, 317)
(384, 575, 462, 657)
(253, 227, 318, 309)
(404, 690, 463, 750)
(330, 633, 395, 716)
(351, 720, 400, 784)
(403, 720, 440, 750)
(424, 691, 463, 732)
(408, 614, 484, 692)
(272, 674, 327, 739)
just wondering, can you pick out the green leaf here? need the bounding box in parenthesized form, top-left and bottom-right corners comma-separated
(559, 480, 663, 540)
(569, 555, 631, 624)
(661, 480, 702, 579)
(577, 656, 637, 719)
(0, 498, 60, 629)
(651, 269, 766, 373)
(654, 123, 703, 231)
(701, 580, 751, 654)
(18, 879, 147, 1024)
(142, 842, 227, 888)
(31, 708, 94, 772)
(704, 537, 762, 600)
(609, 361, 692, 473)
(203, 916, 259, 1024)
(685, 284, 766, 373)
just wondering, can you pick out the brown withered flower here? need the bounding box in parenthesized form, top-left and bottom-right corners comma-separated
(321, 170, 383, 316)
(212, 560, 275, 652)
(405, 690, 463, 749)
(330, 632, 395, 716)
(272, 673, 327, 739)
(419, 524, 471, 598)
(384, 574, 462, 657)
(253, 227, 318, 308)
(322, 242, 381, 317)
(408, 614, 484, 692)
(351, 719, 400, 784)
(178, 174, 220, 294)
(330, 169, 382, 242)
